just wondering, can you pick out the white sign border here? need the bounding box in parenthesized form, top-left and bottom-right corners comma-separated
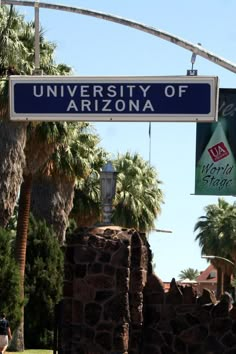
(9, 75, 219, 122)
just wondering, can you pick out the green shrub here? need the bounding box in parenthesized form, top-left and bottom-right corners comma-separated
(24, 216, 64, 349)
(0, 227, 21, 330)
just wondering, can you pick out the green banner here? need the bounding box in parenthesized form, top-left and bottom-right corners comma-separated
(195, 89, 236, 195)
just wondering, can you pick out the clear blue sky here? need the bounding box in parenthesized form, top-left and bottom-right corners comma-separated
(18, 0, 236, 281)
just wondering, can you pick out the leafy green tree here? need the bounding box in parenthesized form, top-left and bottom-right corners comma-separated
(0, 227, 21, 331)
(112, 152, 164, 232)
(194, 198, 236, 297)
(24, 215, 64, 349)
(178, 268, 199, 281)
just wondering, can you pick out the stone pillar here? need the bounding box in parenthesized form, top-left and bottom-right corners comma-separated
(142, 274, 165, 353)
(128, 232, 148, 354)
(61, 226, 133, 354)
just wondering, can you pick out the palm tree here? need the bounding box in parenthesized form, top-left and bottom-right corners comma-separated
(13, 121, 74, 349)
(0, 5, 30, 73)
(178, 268, 200, 281)
(72, 172, 102, 227)
(0, 5, 71, 228)
(0, 9, 42, 346)
(71, 144, 108, 228)
(72, 152, 164, 233)
(30, 123, 107, 242)
(112, 152, 164, 232)
(194, 198, 236, 298)
(0, 6, 72, 349)
(0, 5, 30, 228)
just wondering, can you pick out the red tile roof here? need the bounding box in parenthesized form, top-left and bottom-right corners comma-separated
(196, 264, 217, 283)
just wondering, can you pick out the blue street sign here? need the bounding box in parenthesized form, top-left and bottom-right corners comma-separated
(9, 76, 219, 122)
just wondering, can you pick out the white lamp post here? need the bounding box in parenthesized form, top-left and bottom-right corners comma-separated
(201, 255, 234, 266)
(100, 162, 117, 224)
(34, 0, 39, 69)
(34, 0, 43, 75)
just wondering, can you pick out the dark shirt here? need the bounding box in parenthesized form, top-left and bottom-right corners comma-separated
(0, 318, 9, 335)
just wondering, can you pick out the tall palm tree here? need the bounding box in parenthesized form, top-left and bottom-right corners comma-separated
(0, 5, 30, 228)
(0, 5, 71, 228)
(71, 145, 108, 228)
(30, 123, 106, 242)
(72, 171, 102, 227)
(0, 7, 36, 347)
(72, 152, 164, 232)
(194, 198, 236, 298)
(112, 152, 164, 232)
(0, 5, 30, 73)
(0, 6, 72, 349)
(14, 121, 73, 350)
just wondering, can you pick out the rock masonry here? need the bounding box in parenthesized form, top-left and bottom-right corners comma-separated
(61, 226, 236, 354)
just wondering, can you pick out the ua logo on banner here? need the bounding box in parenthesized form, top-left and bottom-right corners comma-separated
(208, 142, 229, 162)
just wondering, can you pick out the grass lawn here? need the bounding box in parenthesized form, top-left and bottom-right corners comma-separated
(7, 350, 53, 354)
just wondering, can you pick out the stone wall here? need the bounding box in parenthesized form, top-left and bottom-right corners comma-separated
(61, 226, 236, 354)
(143, 278, 236, 354)
(62, 226, 149, 354)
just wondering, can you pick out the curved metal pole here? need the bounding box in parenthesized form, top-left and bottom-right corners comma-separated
(2, 0, 236, 74)
(202, 255, 234, 266)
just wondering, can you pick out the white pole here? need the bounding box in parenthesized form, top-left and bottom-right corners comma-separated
(201, 255, 234, 266)
(149, 122, 151, 165)
(34, 0, 40, 72)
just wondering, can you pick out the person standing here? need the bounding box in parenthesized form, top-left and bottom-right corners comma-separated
(0, 313, 12, 354)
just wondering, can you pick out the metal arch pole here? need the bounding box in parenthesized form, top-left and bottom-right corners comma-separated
(2, 0, 236, 74)
(34, 0, 40, 70)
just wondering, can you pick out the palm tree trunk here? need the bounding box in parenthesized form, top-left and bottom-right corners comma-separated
(223, 272, 232, 293)
(31, 175, 75, 243)
(12, 173, 33, 351)
(0, 120, 27, 227)
(216, 267, 223, 299)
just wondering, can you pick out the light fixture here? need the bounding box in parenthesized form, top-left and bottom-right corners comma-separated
(100, 162, 117, 224)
